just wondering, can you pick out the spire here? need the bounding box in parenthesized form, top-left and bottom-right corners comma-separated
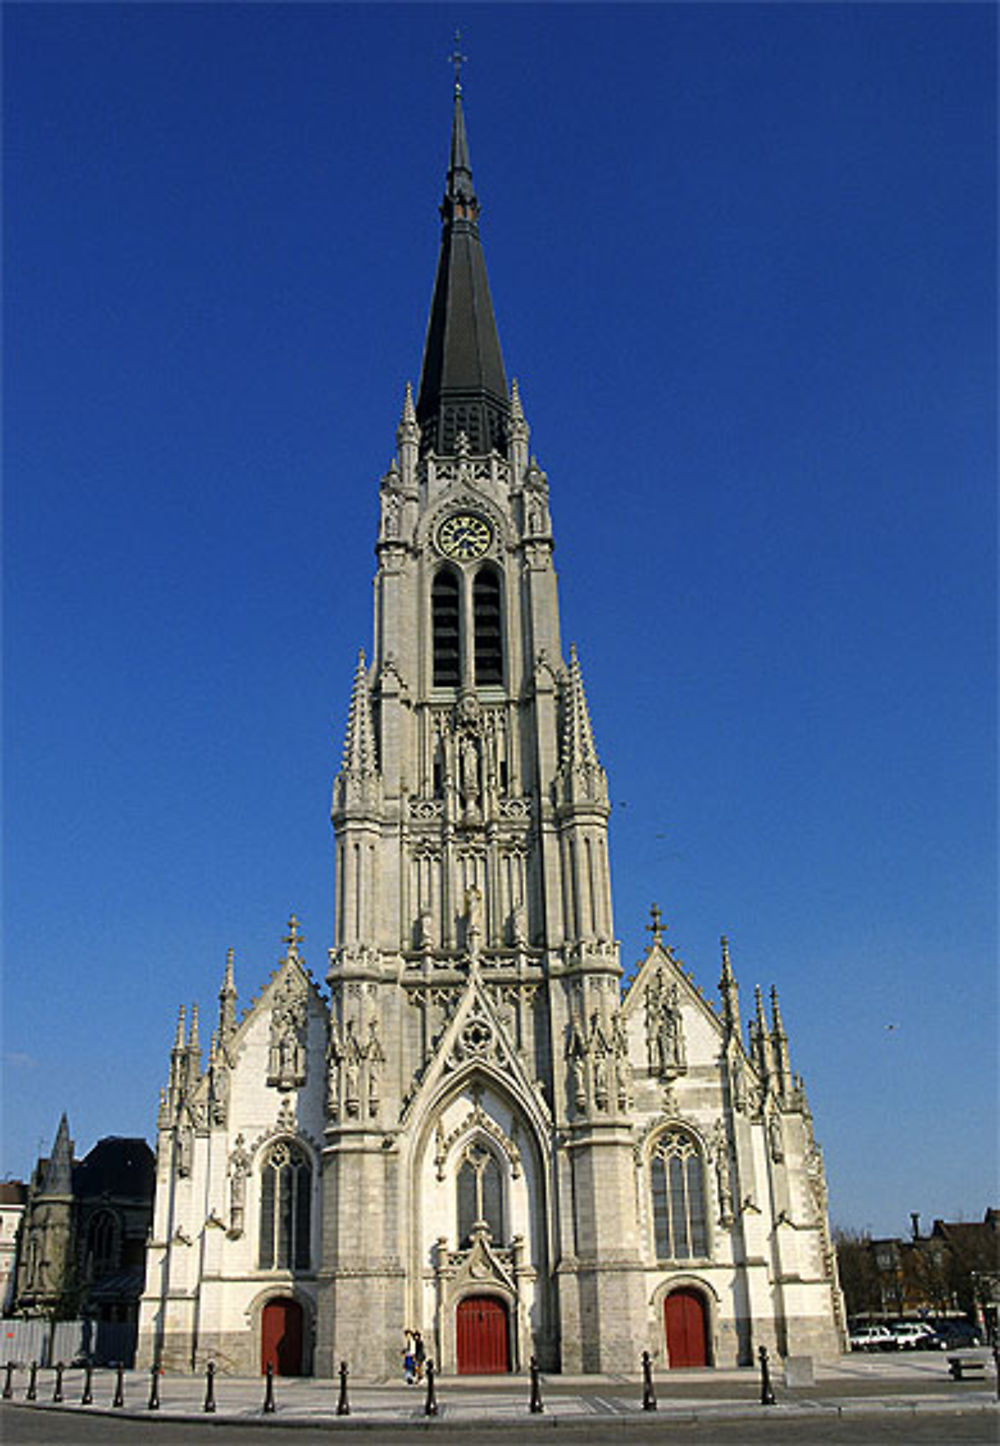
(218, 947, 237, 1040)
(563, 645, 601, 770)
(43, 1113, 74, 1196)
(752, 985, 775, 1086)
(341, 650, 377, 777)
(770, 984, 792, 1098)
(416, 78, 509, 456)
(719, 935, 741, 1038)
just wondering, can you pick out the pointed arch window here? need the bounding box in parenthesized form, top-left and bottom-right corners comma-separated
(432, 568, 461, 687)
(259, 1140, 311, 1271)
(86, 1209, 119, 1279)
(473, 565, 503, 685)
(457, 1141, 504, 1247)
(650, 1130, 708, 1260)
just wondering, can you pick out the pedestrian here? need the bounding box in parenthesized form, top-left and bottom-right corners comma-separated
(403, 1329, 415, 1385)
(413, 1330, 426, 1382)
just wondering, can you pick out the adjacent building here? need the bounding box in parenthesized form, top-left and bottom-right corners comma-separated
(137, 82, 845, 1377)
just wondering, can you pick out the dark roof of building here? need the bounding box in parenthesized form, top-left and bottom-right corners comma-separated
(73, 1138, 155, 1201)
(416, 84, 509, 457)
(0, 1181, 28, 1205)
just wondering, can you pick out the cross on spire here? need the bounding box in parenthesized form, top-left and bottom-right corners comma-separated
(647, 903, 664, 947)
(284, 914, 303, 953)
(448, 30, 468, 93)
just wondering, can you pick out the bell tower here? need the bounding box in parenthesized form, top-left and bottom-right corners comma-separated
(317, 75, 646, 1374)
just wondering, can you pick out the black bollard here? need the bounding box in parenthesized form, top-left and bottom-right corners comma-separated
(2, 1362, 13, 1401)
(262, 1361, 276, 1415)
(993, 1343, 1000, 1404)
(529, 1355, 543, 1414)
(148, 1362, 160, 1411)
(53, 1361, 64, 1403)
(336, 1360, 350, 1417)
(641, 1349, 657, 1411)
(112, 1361, 125, 1409)
(423, 1358, 438, 1417)
(758, 1345, 776, 1406)
(203, 1359, 216, 1414)
(81, 1361, 93, 1405)
(26, 1361, 37, 1401)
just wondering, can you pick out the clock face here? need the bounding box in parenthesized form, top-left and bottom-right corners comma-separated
(437, 512, 493, 560)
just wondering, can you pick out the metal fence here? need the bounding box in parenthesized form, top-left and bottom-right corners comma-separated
(0, 1318, 136, 1367)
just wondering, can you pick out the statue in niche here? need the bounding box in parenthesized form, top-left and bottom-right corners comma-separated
(326, 1031, 342, 1116)
(176, 1126, 192, 1178)
(648, 972, 686, 1079)
(510, 902, 528, 949)
(593, 1052, 609, 1110)
(730, 1049, 748, 1113)
(366, 1020, 384, 1117)
(712, 1120, 735, 1225)
(768, 1112, 784, 1162)
(611, 1011, 632, 1108)
(228, 1135, 250, 1236)
(268, 983, 308, 1090)
(459, 732, 481, 815)
(464, 886, 483, 961)
(382, 491, 400, 539)
(416, 905, 435, 953)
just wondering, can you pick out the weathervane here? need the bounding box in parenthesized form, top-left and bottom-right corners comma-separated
(449, 29, 468, 93)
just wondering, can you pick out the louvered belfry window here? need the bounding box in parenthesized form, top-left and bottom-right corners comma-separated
(432, 568, 461, 686)
(473, 565, 503, 685)
(259, 1141, 311, 1271)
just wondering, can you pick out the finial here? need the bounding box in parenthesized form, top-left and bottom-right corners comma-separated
(174, 1004, 186, 1049)
(189, 1003, 200, 1050)
(647, 903, 664, 947)
(284, 914, 303, 954)
(720, 935, 731, 969)
(511, 378, 524, 419)
(449, 29, 468, 94)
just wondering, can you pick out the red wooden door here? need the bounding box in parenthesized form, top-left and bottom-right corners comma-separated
(664, 1288, 709, 1367)
(261, 1298, 304, 1376)
(456, 1296, 509, 1374)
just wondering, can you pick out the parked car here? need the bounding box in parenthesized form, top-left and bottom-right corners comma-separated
(889, 1322, 936, 1350)
(928, 1322, 983, 1351)
(849, 1325, 897, 1352)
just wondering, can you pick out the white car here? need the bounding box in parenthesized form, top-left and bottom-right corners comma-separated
(849, 1325, 896, 1351)
(890, 1322, 935, 1350)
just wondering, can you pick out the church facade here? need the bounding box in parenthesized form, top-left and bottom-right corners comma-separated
(137, 86, 845, 1379)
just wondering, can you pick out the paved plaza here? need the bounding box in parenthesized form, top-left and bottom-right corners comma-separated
(2, 1352, 996, 1434)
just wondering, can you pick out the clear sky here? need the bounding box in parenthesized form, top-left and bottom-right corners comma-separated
(4, 3, 996, 1238)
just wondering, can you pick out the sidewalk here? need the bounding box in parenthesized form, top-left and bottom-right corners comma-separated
(2, 1353, 997, 1430)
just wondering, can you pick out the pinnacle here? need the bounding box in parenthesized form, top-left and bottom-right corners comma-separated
(563, 645, 600, 770)
(341, 649, 377, 777)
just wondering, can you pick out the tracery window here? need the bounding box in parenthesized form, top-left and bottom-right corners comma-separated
(473, 566, 504, 685)
(259, 1140, 311, 1271)
(86, 1209, 118, 1278)
(650, 1130, 708, 1260)
(432, 567, 462, 687)
(457, 1141, 504, 1247)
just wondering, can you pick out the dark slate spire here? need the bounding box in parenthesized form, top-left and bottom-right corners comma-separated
(42, 1113, 74, 1196)
(416, 82, 509, 456)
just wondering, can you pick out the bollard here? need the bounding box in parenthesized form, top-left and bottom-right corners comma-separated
(529, 1355, 543, 1414)
(262, 1361, 276, 1414)
(641, 1349, 657, 1411)
(53, 1361, 65, 1403)
(758, 1344, 776, 1406)
(112, 1361, 125, 1409)
(423, 1358, 438, 1417)
(203, 1359, 216, 1413)
(26, 1361, 38, 1401)
(336, 1360, 350, 1417)
(148, 1362, 160, 1411)
(3, 1362, 14, 1400)
(81, 1361, 93, 1405)
(994, 1343, 1000, 1404)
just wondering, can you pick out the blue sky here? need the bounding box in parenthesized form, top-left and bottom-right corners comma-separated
(4, 4, 996, 1237)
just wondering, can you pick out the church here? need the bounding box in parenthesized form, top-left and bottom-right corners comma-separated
(137, 81, 846, 1379)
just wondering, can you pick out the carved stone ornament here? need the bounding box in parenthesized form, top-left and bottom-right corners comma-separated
(434, 1100, 522, 1182)
(711, 1119, 735, 1226)
(228, 1134, 250, 1237)
(767, 1111, 784, 1163)
(268, 975, 309, 1091)
(646, 969, 687, 1080)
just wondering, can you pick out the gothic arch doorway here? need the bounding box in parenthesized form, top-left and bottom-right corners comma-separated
(456, 1295, 510, 1374)
(664, 1287, 710, 1368)
(261, 1297, 304, 1376)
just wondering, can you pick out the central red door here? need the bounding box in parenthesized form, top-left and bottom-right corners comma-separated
(261, 1298, 304, 1376)
(456, 1295, 510, 1374)
(664, 1288, 709, 1367)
